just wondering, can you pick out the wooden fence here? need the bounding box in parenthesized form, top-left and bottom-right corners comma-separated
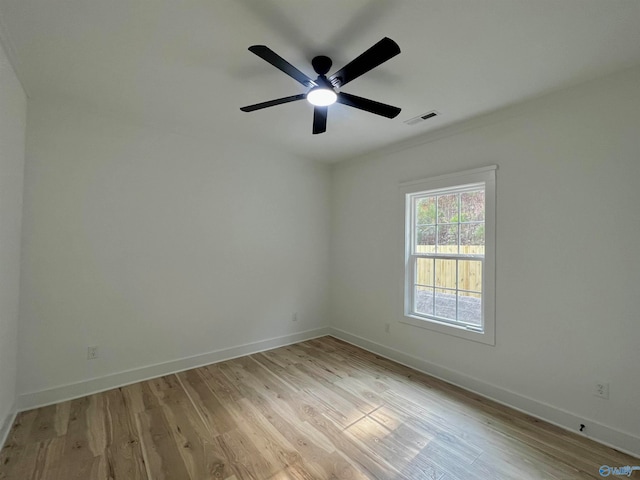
(415, 245, 484, 293)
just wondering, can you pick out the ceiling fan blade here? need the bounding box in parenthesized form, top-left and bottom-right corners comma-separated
(329, 37, 400, 87)
(240, 94, 306, 112)
(313, 106, 328, 134)
(337, 92, 401, 118)
(248, 45, 316, 87)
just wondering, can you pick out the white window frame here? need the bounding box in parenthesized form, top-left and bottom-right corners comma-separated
(400, 165, 497, 345)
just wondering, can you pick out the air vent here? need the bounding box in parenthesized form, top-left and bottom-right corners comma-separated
(404, 110, 439, 126)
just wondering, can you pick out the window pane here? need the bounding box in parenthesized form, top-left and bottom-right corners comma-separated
(437, 194, 459, 224)
(416, 197, 436, 225)
(458, 291, 482, 325)
(461, 190, 484, 222)
(416, 258, 434, 286)
(435, 288, 456, 319)
(415, 286, 434, 316)
(460, 223, 484, 247)
(416, 226, 435, 253)
(435, 259, 457, 289)
(437, 225, 458, 253)
(458, 260, 482, 293)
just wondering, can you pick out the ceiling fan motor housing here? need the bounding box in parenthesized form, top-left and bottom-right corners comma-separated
(311, 55, 333, 76)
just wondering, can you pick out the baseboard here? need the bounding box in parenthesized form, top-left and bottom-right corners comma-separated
(329, 327, 640, 458)
(17, 327, 331, 412)
(0, 407, 16, 451)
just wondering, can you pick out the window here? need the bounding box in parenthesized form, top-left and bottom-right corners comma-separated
(401, 166, 496, 345)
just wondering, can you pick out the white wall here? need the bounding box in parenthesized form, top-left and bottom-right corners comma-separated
(330, 66, 640, 453)
(18, 98, 331, 402)
(0, 42, 26, 437)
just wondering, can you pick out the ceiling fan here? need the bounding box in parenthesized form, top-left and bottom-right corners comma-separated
(240, 37, 401, 134)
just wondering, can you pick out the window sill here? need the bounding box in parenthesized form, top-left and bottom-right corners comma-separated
(400, 314, 495, 345)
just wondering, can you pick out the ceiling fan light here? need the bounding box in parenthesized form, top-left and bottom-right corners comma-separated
(307, 87, 337, 106)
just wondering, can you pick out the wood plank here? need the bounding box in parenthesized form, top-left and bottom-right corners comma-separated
(217, 427, 283, 480)
(136, 407, 191, 480)
(6, 405, 64, 445)
(102, 388, 148, 480)
(292, 399, 414, 480)
(139, 375, 234, 480)
(250, 353, 365, 429)
(53, 396, 105, 480)
(0, 439, 64, 480)
(213, 356, 371, 480)
(346, 415, 445, 480)
(176, 369, 237, 436)
(3, 410, 38, 448)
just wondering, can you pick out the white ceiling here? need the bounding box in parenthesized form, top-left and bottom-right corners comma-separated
(1, 0, 640, 162)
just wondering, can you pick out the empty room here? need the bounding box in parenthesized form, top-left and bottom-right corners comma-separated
(0, 1, 639, 479)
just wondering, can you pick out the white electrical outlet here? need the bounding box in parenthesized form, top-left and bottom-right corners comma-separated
(594, 381, 609, 399)
(292, 312, 298, 322)
(385, 323, 391, 333)
(87, 346, 99, 360)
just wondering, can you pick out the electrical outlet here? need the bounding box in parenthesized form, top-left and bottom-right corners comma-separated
(87, 346, 99, 360)
(385, 323, 391, 333)
(292, 312, 298, 322)
(594, 381, 609, 399)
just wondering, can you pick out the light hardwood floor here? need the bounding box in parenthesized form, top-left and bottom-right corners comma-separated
(0, 336, 637, 479)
